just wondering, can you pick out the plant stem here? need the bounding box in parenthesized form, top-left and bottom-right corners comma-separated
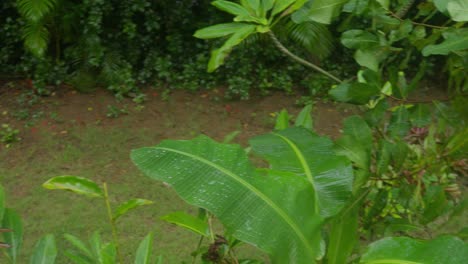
(267, 31, 343, 84)
(103, 183, 123, 264)
(191, 236, 204, 264)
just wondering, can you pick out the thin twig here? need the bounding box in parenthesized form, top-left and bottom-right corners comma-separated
(267, 31, 343, 83)
(386, 9, 448, 29)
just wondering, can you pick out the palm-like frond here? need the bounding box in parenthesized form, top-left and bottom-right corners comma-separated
(22, 21, 49, 57)
(17, 0, 57, 22)
(281, 20, 334, 60)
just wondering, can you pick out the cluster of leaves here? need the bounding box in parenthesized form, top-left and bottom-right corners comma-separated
(130, 103, 467, 263)
(0, 177, 157, 264)
(0, 124, 20, 147)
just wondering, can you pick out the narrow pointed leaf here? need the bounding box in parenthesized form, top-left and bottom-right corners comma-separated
(271, 0, 296, 16)
(100, 243, 116, 264)
(208, 24, 256, 72)
(131, 135, 323, 263)
(63, 250, 93, 264)
(161, 212, 209, 237)
(212, 1, 251, 17)
(113, 199, 153, 221)
(250, 127, 353, 218)
(135, 232, 154, 264)
(361, 236, 468, 264)
(388, 106, 410, 138)
(43, 176, 103, 198)
(194, 23, 252, 39)
(2, 208, 23, 263)
(63, 234, 93, 259)
(294, 104, 313, 130)
(274, 109, 289, 130)
(30, 234, 57, 264)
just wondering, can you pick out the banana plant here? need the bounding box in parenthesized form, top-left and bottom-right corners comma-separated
(132, 104, 468, 263)
(194, 0, 346, 83)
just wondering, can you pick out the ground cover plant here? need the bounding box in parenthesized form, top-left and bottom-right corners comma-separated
(0, 0, 467, 263)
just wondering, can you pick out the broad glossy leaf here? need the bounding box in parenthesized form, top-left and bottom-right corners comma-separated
(113, 199, 153, 221)
(30, 234, 57, 264)
(208, 24, 256, 72)
(194, 23, 251, 39)
(360, 236, 468, 264)
(341, 30, 379, 49)
(161, 212, 209, 237)
(43, 176, 103, 198)
(63, 251, 92, 264)
(250, 127, 353, 218)
(131, 135, 323, 263)
(2, 208, 23, 263)
(274, 109, 289, 130)
(135, 232, 154, 264)
(422, 28, 468, 56)
(329, 82, 380, 105)
(447, 0, 468, 21)
(364, 99, 389, 127)
(343, 0, 370, 14)
(212, 1, 251, 17)
(294, 104, 313, 130)
(292, 0, 347, 24)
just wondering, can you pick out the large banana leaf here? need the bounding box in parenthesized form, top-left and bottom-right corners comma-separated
(131, 134, 324, 263)
(250, 127, 353, 218)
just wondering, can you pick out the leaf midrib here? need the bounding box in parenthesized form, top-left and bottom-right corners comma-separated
(156, 146, 315, 255)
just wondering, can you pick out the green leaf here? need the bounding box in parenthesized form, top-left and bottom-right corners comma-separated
(327, 199, 361, 264)
(161, 212, 209, 237)
(22, 21, 49, 57)
(208, 24, 256, 72)
(194, 23, 252, 39)
(294, 104, 313, 130)
(388, 106, 410, 138)
(447, 0, 468, 21)
(63, 234, 93, 259)
(274, 109, 289, 130)
(100, 243, 116, 264)
(271, 0, 296, 16)
(250, 127, 354, 218)
(135, 233, 154, 264)
(292, 0, 347, 24)
(329, 82, 380, 105)
(2, 208, 23, 263)
(433, 0, 449, 14)
(260, 0, 275, 12)
(364, 99, 389, 127)
(131, 135, 323, 263)
(422, 28, 468, 56)
(341, 30, 379, 49)
(335, 135, 370, 170)
(42, 176, 103, 198)
(376, 140, 392, 175)
(212, 1, 251, 17)
(113, 199, 153, 221)
(17, 0, 57, 22)
(342, 116, 373, 153)
(361, 236, 468, 264)
(30, 234, 57, 264)
(354, 49, 379, 72)
(63, 250, 93, 264)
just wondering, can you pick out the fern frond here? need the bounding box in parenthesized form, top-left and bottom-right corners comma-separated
(17, 0, 57, 22)
(22, 21, 49, 57)
(283, 20, 334, 59)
